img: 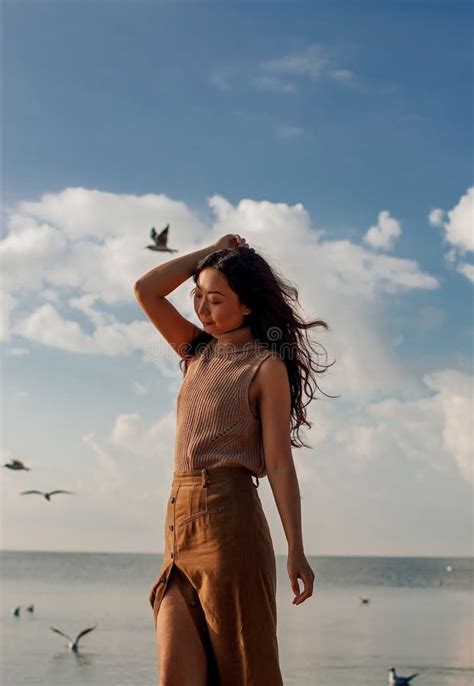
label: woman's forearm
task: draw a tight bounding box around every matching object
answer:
[266,460,305,554]
[134,243,217,297]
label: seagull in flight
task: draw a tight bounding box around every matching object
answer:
[388,667,419,685]
[19,490,75,501]
[50,624,97,652]
[146,224,178,253]
[4,459,31,471]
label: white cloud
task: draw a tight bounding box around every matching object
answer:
[302,368,473,485]
[253,44,356,92]
[250,75,297,93]
[430,187,474,283]
[442,187,474,254]
[1,188,439,401]
[109,411,175,460]
[12,301,153,356]
[82,432,125,495]
[423,370,474,484]
[363,210,402,251]
[0,291,17,342]
[457,261,474,283]
[259,44,329,80]
[428,208,445,227]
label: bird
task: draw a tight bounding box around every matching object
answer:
[26,604,34,613]
[388,667,419,685]
[11,606,21,617]
[4,458,31,471]
[359,596,370,604]
[50,624,97,653]
[145,224,178,252]
[19,490,75,501]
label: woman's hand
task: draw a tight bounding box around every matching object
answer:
[213,233,248,251]
[288,549,315,605]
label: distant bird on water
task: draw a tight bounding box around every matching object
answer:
[20,490,75,501]
[4,459,31,471]
[388,667,419,685]
[146,224,178,253]
[359,596,370,604]
[27,604,34,613]
[11,606,21,617]
[50,624,97,652]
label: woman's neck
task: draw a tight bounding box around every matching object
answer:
[210,324,256,354]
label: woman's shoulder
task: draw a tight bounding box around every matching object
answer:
[182,334,214,374]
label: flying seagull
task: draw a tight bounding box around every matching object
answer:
[4,459,31,471]
[20,490,75,501]
[146,224,178,253]
[50,624,97,652]
[388,667,419,685]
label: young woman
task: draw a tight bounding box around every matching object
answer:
[134,233,332,685]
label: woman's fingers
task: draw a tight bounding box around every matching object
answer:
[292,571,315,605]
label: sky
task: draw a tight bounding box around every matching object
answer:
[1,0,472,557]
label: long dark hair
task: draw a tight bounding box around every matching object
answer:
[180,246,338,449]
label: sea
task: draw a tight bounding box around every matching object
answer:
[1,551,472,686]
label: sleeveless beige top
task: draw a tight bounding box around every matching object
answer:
[174,325,275,477]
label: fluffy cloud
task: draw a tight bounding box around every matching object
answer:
[429,187,474,283]
[363,210,402,251]
[1,187,442,401]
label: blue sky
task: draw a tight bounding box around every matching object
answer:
[1,0,472,555]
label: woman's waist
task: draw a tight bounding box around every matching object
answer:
[172,465,258,487]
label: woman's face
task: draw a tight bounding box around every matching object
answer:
[193,268,250,335]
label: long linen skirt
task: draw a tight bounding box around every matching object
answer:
[148,465,283,685]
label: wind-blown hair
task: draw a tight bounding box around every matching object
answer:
[179,246,337,449]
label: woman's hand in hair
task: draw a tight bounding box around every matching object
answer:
[213,233,248,250]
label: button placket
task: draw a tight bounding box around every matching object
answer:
[169,489,177,561]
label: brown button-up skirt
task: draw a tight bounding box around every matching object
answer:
[148,466,283,685]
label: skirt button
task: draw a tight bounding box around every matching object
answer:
[170,496,175,504]
[169,524,174,531]
[170,551,174,558]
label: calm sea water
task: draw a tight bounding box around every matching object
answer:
[1,551,472,685]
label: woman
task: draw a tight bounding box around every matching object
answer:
[134,233,333,685]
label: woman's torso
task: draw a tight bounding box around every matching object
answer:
[173,330,275,477]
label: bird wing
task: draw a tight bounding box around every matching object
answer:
[48,490,75,496]
[12,459,25,465]
[150,227,157,241]
[155,224,170,246]
[407,675,419,682]
[50,626,72,641]
[20,490,44,495]
[76,624,98,642]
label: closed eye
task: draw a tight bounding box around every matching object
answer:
[194,293,222,304]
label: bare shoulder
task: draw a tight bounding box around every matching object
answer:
[253,353,289,396]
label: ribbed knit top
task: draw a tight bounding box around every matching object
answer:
[174,325,275,478]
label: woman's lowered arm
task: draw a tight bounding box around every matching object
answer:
[258,355,316,605]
